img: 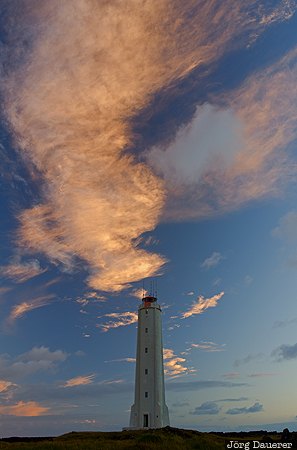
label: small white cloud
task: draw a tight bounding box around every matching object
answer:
[129,288,149,300]
[272,211,297,241]
[244,275,253,285]
[201,252,224,270]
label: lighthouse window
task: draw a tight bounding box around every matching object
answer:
[145,347,148,353]
[145,391,148,398]
[145,369,148,374]
[145,327,148,333]
[145,310,148,315]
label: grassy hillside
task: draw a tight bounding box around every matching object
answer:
[0,426,295,450]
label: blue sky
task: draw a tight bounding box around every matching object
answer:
[1,0,297,437]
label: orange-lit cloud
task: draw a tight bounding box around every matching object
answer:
[0,380,17,393]
[8,295,55,322]
[3,0,292,292]
[163,348,195,377]
[1,259,46,283]
[62,374,96,387]
[130,288,149,300]
[182,292,224,319]
[97,312,138,332]
[0,401,49,417]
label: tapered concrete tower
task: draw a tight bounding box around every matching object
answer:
[129,295,169,429]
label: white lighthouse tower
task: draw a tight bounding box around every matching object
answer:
[129,295,170,429]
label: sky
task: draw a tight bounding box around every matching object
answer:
[1,0,297,437]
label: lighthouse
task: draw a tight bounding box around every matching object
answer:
[129,295,170,429]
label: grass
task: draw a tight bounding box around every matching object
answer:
[0,427,295,450]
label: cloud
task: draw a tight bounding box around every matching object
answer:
[167,380,248,392]
[18,347,67,363]
[181,292,224,319]
[191,341,225,352]
[273,317,297,328]
[272,211,297,241]
[0,401,49,417]
[222,372,241,379]
[8,294,55,322]
[159,47,297,222]
[248,373,276,378]
[191,401,220,415]
[129,288,149,300]
[172,402,189,407]
[0,259,46,283]
[163,348,193,377]
[217,397,248,402]
[244,275,253,286]
[104,358,136,363]
[272,343,297,361]
[61,374,96,388]
[0,380,18,394]
[201,252,224,270]
[97,312,138,332]
[0,346,68,380]
[234,353,264,367]
[2,0,294,292]
[226,402,263,415]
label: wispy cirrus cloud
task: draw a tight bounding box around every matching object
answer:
[181,292,224,319]
[104,358,136,363]
[97,312,138,333]
[8,294,55,322]
[61,374,96,388]
[191,341,226,352]
[2,0,293,292]
[0,259,46,283]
